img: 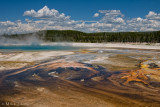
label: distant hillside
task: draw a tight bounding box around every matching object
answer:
[1,30,160,43]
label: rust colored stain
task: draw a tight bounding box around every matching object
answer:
[121,62,160,85]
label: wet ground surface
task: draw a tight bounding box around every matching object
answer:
[0,48,160,107]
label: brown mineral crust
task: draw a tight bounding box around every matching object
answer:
[0,49,160,107]
[44,61,100,77]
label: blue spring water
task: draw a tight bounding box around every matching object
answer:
[0,45,82,51]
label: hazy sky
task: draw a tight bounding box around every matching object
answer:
[0,0,160,34]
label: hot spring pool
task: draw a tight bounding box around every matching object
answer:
[0,45,83,51]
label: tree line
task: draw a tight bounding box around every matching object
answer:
[1,30,160,43]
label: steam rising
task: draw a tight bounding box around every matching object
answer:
[0,33,44,46]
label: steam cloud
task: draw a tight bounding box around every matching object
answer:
[0,33,44,46]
